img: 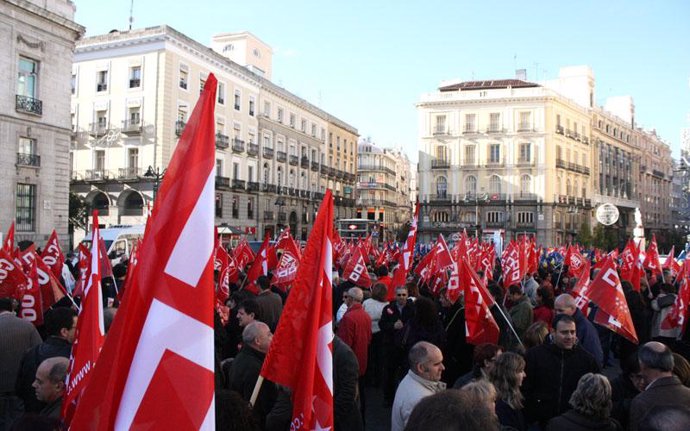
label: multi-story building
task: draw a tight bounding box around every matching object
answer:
[635,129,673,233]
[70,26,357,243]
[355,139,412,241]
[670,158,688,232]
[416,66,672,246]
[0,0,83,248]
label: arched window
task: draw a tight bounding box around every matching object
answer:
[263,163,270,184]
[436,176,447,198]
[465,175,477,195]
[277,166,283,186]
[489,175,501,195]
[520,174,532,196]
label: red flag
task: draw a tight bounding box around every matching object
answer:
[41,230,64,279]
[244,234,270,294]
[3,221,14,253]
[62,211,106,425]
[643,234,662,277]
[661,259,690,333]
[620,240,642,292]
[260,190,334,430]
[69,74,218,430]
[461,258,499,344]
[662,246,681,277]
[98,236,114,280]
[502,241,521,288]
[0,248,28,299]
[118,239,140,301]
[571,259,592,315]
[233,238,255,270]
[567,246,586,278]
[18,249,66,310]
[431,234,454,274]
[18,259,43,326]
[272,234,302,290]
[342,246,372,287]
[588,257,638,344]
[72,243,91,298]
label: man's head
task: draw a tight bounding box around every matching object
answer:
[0,297,15,313]
[33,357,69,403]
[44,306,78,343]
[551,314,577,350]
[638,341,674,386]
[409,341,444,382]
[638,405,690,431]
[554,294,577,316]
[376,265,388,277]
[508,284,523,302]
[394,286,409,306]
[472,343,502,374]
[257,275,271,291]
[404,389,500,431]
[345,287,363,308]
[242,321,272,353]
[237,299,259,327]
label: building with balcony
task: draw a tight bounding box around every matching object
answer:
[0,0,83,248]
[635,128,673,234]
[70,26,357,243]
[355,139,412,241]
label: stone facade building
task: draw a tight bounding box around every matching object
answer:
[0,0,83,248]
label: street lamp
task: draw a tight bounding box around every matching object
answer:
[144,165,164,201]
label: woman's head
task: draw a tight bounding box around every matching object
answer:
[488,352,526,410]
[673,353,690,387]
[472,343,502,375]
[536,287,554,308]
[460,380,497,412]
[523,321,549,349]
[371,282,388,302]
[413,296,439,328]
[569,373,612,420]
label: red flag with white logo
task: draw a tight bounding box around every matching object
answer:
[661,245,681,278]
[19,259,43,326]
[342,246,372,288]
[3,221,14,254]
[661,259,690,333]
[461,258,499,344]
[643,234,662,277]
[502,241,521,288]
[620,240,642,292]
[0,248,28,299]
[70,74,218,430]
[62,210,105,425]
[588,257,638,344]
[260,190,334,431]
[41,230,64,279]
[571,259,592,315]
[272,233,302,290]
[244,234,270,295]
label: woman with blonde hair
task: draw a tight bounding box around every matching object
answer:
[546,373,621,431]
[488,351,527,431]
[523,321,549,350]
[460,379,498,413]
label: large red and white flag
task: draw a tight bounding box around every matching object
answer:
[461,258,499,345]
[3,221,14,254]
[643,234,663,277]
[244,234,270,294]
[342,246,372,287]
[41,229,64,279]
[261,190,334,430]
[272,233,301,290]
[620,240,642,292]
[502,241,521,288]
[233,238,255,271]
[661,245,681,278]
[0,248,28,299]
[62,211,105,425]
[588,257,639,344]
[70,74,219,430]
[661,259,690,334]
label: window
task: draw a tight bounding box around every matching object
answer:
[436,176,447,198]
[94,150,105,171]
[232,196,239,218]
[249,96,255,116]
[97,70,108,92]
[179,68,188,89]
[517,212,534,224]
[489,175,502,194]
[556,146,562,160]
[489,144,501,163]
[301,118,307,132]
[520,174,532,196]
[247,198,254,219]
[519,112,531,131]
[277,108,284,123]
[215,194,223,218]
[217,82,225,104]
[71,74,76,95]
[465,175,477,194]
[263,163,270,184]
[96,110,108,128]
[489,113,500,132]
[487,211,503,224]
[18,137,36,156]
[464,145,476,164]
[289,113,296,128]
[464,114,476,132]
[128,107,140,126]
[216,159,223,177]
[248,166,254,182]
[263,101,270,117]
[200,77,206,95]
[129,66,141,88]
[16,183,36,231]
[311,124,317,137]
[233,162,239,180]
[435,115,446,134]
[519,142,531,162]
[18,57,38,98]
[234,90,241,110]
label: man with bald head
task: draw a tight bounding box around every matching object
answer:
[391,341,446,431]
[32,357,69,418]
[629,341,690,431]
[337,287,372,421]
[554,293,603,367]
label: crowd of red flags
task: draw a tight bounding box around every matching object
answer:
[0,70,689,428]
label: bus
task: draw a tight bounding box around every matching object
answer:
[336,218,380,241]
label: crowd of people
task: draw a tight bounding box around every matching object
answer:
[2,240,690,431]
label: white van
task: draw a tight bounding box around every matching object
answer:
[82,224,145,265]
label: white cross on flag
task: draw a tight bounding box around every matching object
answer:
[70,75,219,429]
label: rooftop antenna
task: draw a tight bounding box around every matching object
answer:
[129,0,134,30]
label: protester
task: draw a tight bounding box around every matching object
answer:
[379,285,415,405]
[636,405,690,431]
[16,306,77,413]
[397,296,445,354]
[236,299,260,328]
[31,357,69,419]
[488,351,527,431]
[333,335,364,431]
[453,343,502,389]
[460,379,497,412]
[508,284,533,339]
[437,286,472,385]
[610,352,645,429]
[620,280,649,363]
[650,283,680,343]
[228,322,277,428]
[0,298,42,429]
[391,341,446,431]
[672,353,690,387]
[254,275,282,332]
[336,287,372,421]
[629,341,690,431]
[533,286,555,328]
[523,273,539,306]
[523,321,549,350]
[523,314,600,427]
[546,373,621,431]
[403,389,500,431]
[215,389,261,431]
[363,282,388,386]
[487,283,520,349]
[554,294,604,367]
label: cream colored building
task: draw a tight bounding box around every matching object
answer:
[0,0,83,248]
[70,26,357,243]
[636,129,673,232]
[356,139,412,241]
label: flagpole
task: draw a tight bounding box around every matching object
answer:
[249,375,264,407]
[493,302,523,347]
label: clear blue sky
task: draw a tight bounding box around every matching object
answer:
[75,0,690,162]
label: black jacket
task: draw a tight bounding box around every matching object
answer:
[228,345,277,428]
[609,373,639,430]
[546,410,621,431]
[523,342,600,425]
[16,337,72,413]
[333,336,363,431]
[378,300,415,345]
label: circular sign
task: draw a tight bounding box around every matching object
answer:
[348,224,357,230]
[596,203,620,226]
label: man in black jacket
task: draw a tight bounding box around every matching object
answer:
[523,313,600,427]
[379,285,415,405]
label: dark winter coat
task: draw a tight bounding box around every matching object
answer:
[546,410,621,431]
[16,337,72,413]
[573,308,604,367]
[228,345,277,428]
